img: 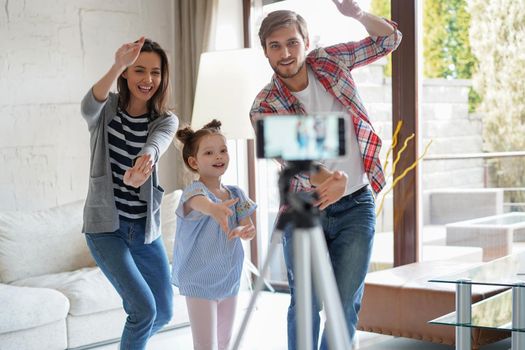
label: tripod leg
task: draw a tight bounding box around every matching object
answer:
[243,259,275,293]
[230,231,282,350]
[294,229,314,350]
[309,226,352,350]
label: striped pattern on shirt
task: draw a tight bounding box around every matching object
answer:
[108,108,149,220]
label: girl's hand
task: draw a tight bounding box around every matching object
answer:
[209,198,239,234]
[123,154,153,188]
[228,224,256,240]
[332,0,364,19]
[314,170,348,210]
[114,37,145,70]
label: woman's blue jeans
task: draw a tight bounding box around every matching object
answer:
[282,187,376,350]
[85,218,173,350]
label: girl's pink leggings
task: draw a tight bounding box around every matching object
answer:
[185,295,238,350]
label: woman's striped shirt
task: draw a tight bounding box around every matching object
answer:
[108,108,149,221]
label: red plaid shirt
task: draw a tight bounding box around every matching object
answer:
[250,21,402,196]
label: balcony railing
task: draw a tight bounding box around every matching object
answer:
[424,151,525,209]
[424,151,525,161]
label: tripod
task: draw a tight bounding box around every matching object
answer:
[231,161,352,350]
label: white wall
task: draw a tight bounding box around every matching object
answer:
[0,0,174,210]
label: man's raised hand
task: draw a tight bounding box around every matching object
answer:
[332,0,364,19]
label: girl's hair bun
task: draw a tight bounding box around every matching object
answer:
[176,126,195,144]
[203,119,222,130]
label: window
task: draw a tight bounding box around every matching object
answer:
[418,0,525,264]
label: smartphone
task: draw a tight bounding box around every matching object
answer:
[255,114,346,161]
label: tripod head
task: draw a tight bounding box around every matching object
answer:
[275,160,322,230]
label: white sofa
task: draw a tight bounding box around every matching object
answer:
[0,190,188,350]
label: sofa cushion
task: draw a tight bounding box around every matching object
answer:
[161,189,182,262]
[66,295,189,349]
[12,267,122,316]
[0,200,95,283]
[0,283,69,333]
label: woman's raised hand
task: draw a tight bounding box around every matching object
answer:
[91,37,146,102]
[114,37,145,70]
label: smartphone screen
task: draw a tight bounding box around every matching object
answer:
[255,114,346,160]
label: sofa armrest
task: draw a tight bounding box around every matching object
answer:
[0,283,69,334]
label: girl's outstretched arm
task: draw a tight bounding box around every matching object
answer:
[92,37,145,102]
[185,196,239,234]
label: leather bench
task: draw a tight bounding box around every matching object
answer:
[357,260,510,349]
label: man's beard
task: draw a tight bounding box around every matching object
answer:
[272,60,305,80]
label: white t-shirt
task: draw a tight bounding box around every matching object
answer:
[292,67,368,196]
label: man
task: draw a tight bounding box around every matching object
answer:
[250,1,402,349]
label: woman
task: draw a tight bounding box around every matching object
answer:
[80,37,178,350]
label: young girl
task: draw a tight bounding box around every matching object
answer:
[172,120,257,350]
[80,37,178,350]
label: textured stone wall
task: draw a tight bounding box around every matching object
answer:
[353,62,483,232]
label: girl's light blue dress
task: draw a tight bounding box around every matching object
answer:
[171,181,256,300]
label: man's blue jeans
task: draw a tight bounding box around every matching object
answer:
[282,187,376,350]
[85,218,173,350]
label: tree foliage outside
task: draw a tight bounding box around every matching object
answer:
[469,0,525,206]
[370,0,390,21]
[424,0,476,79]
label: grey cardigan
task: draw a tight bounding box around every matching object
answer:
[80,89,178,244]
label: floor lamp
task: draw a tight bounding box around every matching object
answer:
[191,48,273,276]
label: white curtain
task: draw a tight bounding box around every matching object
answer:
[172,0,218,188]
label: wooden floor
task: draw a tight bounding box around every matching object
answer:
[92,291,512,350]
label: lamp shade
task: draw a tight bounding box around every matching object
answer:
[191,48,274,140]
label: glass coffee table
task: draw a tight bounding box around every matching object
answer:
[429,252,525,350]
